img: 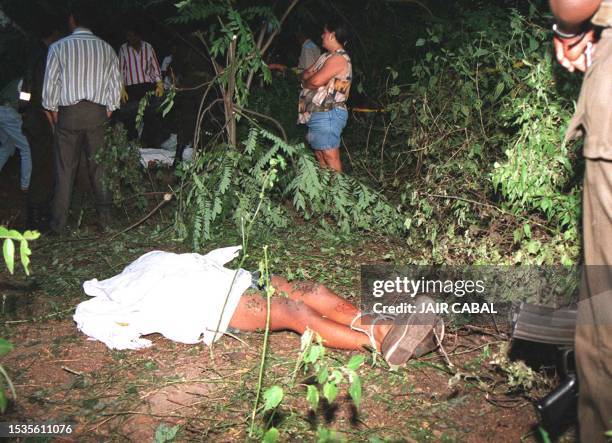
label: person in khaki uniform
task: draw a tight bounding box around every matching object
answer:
[550,1,612,441]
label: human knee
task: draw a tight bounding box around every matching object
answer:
[280,297,316,318]
[322,149,339,161]
[290,280,325,297]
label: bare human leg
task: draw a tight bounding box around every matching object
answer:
[321,148,342,172]
[228,291,375,350]
[269,276,391,344]
[314,150,326,168]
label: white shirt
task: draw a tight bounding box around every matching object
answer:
[42,28,122,112]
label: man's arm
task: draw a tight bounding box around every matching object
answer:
[147,42,162,83]
[118,44,127,80]
[302,55,346,90]
[550,0,602,71]
[105,49,123,115]
[146,43,164,97]
[550,0,601,33]
[42,46,60,124]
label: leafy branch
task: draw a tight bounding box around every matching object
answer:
[1,227,39,275]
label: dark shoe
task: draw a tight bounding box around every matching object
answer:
[381,295,440,367]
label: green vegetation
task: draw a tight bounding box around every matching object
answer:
[0,227,38,412]
[0,0,585,440]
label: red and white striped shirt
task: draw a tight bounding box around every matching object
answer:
[118,41,162,86]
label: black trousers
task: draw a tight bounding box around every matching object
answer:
[120,83,165,147]
[51,101,111,231]
[175,94,200,163]
[22,107,54,215]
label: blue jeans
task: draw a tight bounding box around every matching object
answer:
[0,105,32,189]
[306,108,348,150]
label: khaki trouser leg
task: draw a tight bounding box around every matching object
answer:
[577,160,612,443]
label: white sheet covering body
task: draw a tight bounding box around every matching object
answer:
[74,246,252,350]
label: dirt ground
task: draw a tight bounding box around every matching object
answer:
[0,158,574,442]
[0,319,541,442]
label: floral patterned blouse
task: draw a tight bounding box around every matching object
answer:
[298,49,352,124]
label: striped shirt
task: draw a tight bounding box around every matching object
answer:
[42,28,122,112]
[118,41,162,86]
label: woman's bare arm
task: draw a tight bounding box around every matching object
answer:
[302,55,347,90]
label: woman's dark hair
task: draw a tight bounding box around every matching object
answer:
[325,18,350,48]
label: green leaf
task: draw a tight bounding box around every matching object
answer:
[154,423,180,443]
[0,339,13,356]
[262,427,279,443]
[523,223,532,239]
[305,344,322,363]
[22,230,40,241]
[493,82,505,100]
[322,382,338,404]
[306,385,319,410]
[330,370,343,384]
[348,376,362,408]
[3,239,15,274]
[346,355,365,371]
[144,361,158,370]
[19,240,31,275]
[263,385,283,412]
[415,38,426,47]
[317,365,329,385]
[317,426,344,443]
[3,229,22,240]
[537,426,551,443]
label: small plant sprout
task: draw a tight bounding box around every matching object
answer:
[297,331,365,412]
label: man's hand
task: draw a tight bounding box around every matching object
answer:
[553,29,596,72]
[155,81,164,97]
[121,87,129,103]
[46,110,58,124]
[107,110,113,119]
[44,110,56,131]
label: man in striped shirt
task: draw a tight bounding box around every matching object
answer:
[119,28,163,96]
[42,3,122,234]
[118,27,164,146]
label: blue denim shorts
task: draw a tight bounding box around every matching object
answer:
[306,108,348,150]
